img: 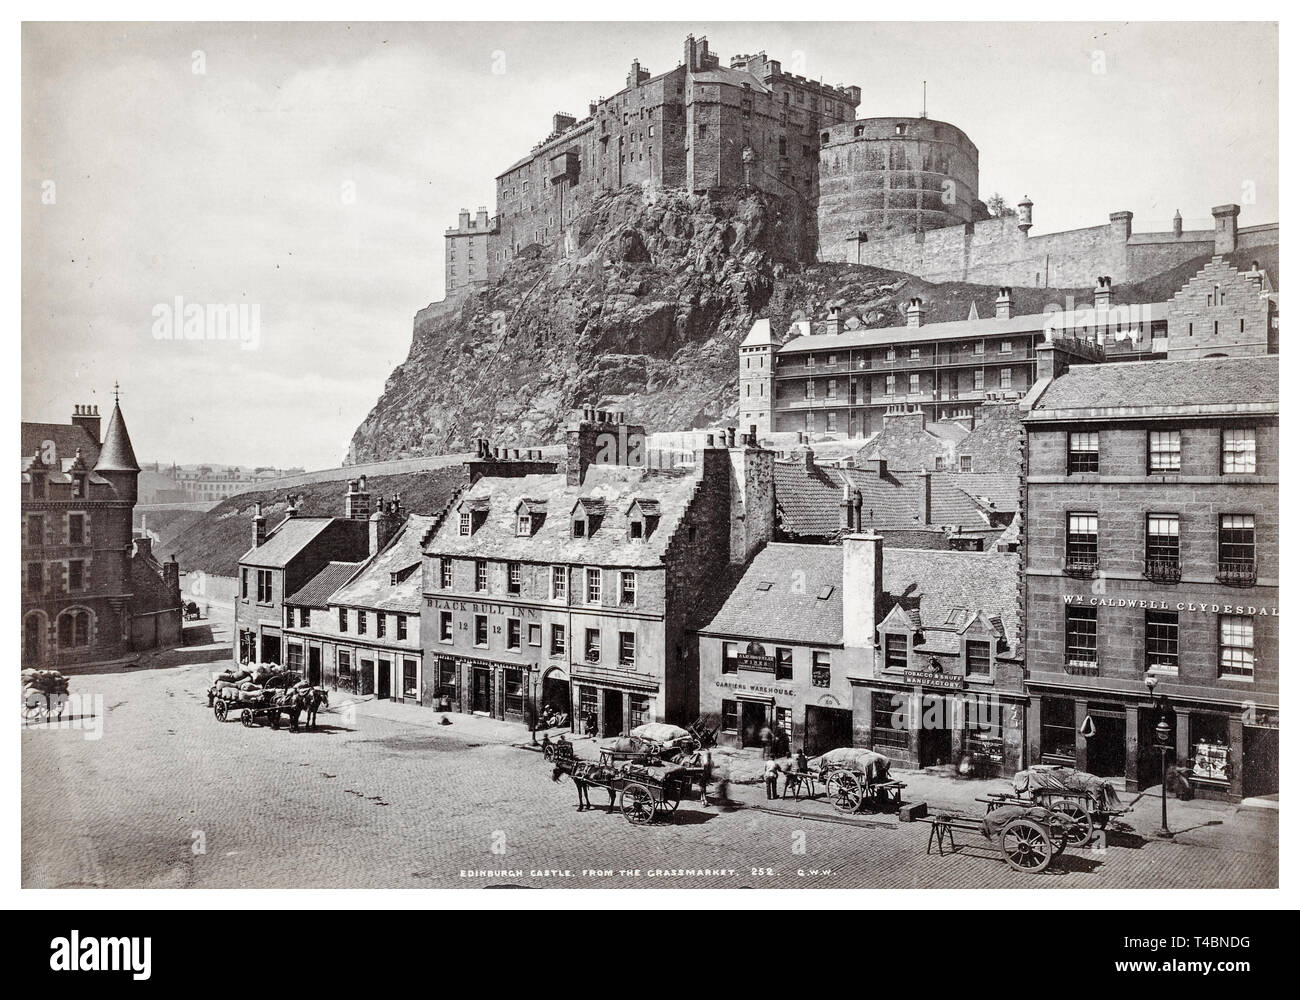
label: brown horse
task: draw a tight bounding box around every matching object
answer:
[551,758,619,812]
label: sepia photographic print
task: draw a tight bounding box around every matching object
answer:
[16,11,1287,919]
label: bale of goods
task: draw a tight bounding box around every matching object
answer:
[21,669,68,696]
[236,686,265,703]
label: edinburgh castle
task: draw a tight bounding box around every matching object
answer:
[445,33,1278,296]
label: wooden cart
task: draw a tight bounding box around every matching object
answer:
[922,805,1070,874]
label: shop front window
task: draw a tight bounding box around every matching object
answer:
[872,692,907,751]
[504,668,525,715]
[721,699,738,733]
[1041,699,1077,762]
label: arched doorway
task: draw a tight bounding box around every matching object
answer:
[541,667,570,721]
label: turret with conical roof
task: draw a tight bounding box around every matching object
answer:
[93,385,140,504]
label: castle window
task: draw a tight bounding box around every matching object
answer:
[67,560,84,592]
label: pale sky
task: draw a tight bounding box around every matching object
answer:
[21,21,1278,469]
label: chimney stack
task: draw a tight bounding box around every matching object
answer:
[1094,276,1113,312]
[825,303,844,336]
[995,287,1013,321]
[252,501,267,548]
[345,476,371,520]
[918,472,931,525]
[842,530,885,652]
[906,297,926,328]
[370,495,404,555]
[71,403,102,445]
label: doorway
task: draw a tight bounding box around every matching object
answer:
[918,722,953,768]
[741,701,769,749]
[308,646,322,687]
[24,615,42,665]
[1086,712,1127,778]
[1242,726,1279,798]
[603,689,624,737]
[803,706,853,757]
[471,667,491,714]
[377,659,392,700]
[359,659,374,696]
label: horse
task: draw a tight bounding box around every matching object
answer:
[301,687,328,730]
[551,757,618,813]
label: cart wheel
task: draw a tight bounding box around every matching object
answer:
[240,709,253,727]
[542,745,554,761]
[619,783,656,824]
[829,770,864,813]
[214,699,228,723]
[1001,819,1053,873]
[1051,802,1093,846]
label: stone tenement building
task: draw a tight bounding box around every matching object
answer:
[22,396,182,668]
[420,407,775,735]
[1020,355,1278,802]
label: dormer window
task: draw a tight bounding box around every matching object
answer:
[458,498,490,536]
[515,500,546,537]
[625,499,660,541]
[571,498,606,538]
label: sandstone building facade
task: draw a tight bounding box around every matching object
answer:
[1021,355,1278,801]
[22,397,182,668]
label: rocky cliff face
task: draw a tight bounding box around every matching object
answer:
[348,186,809,462]
[346,184,1115,463]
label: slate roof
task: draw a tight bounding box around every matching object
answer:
[701,544,844,646]
[94,403,140,473]
[701,543,1022,658]
[780,302,1168,352]
[741,318,773,348]
[238,517,336,568]
[1029,355,1278,415]
[882,549,1021,658]
[286,561,366,608]
[21,422,101,467]
[774,461,1006,539]
[425,465,701,567]
[331,515,438,614]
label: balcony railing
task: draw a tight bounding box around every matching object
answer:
[1145,558,1182,583]
[1217,561,1258,587]
[1064,658,1099,676]
[1063,556,1099,578]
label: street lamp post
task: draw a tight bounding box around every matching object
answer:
[1154,714,1173,839]
[1146,673,1174,839]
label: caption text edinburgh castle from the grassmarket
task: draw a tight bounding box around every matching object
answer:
[21,22,1279,889]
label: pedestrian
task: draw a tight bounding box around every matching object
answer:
[760,724,773,759]
[699,747,714,806]
[764,757,780,799]
[796,747,808,775]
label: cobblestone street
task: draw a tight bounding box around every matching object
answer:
[22,621,1278,890]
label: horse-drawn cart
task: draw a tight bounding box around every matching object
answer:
[812,748,907,815]
[598,723,699,766]
[922,804,1071,874]
[551,755,701,824]
[981,765,1127,846]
